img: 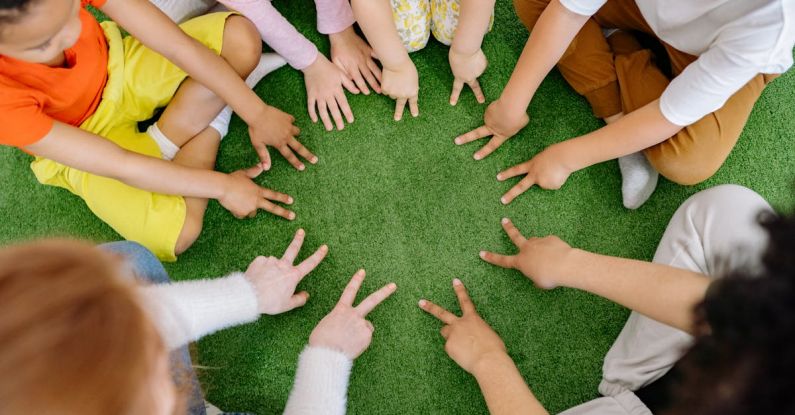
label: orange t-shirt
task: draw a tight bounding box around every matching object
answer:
[0,0,109,147]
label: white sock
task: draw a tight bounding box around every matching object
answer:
[619,152,659,209]
[208,53,287,138]
[146,123,180,160]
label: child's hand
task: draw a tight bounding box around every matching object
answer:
[419,279,508,375]
[244,229,329,315]
[454,99,529,160]
[381,59,419,121]
[448,48,487,105]
[479,218,574,290]
[249,105,317,171]
[309,270,397,359]
[330,26,382,95]
[496,144,573,204]
[303,54,360,131]
[220,165,296,220]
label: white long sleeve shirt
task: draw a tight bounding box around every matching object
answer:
[560,0,795,126]
[140,274,351,415]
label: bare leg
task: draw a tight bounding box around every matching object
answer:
[156,16,262,254]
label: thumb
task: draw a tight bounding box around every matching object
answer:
[257,145,272,171]
[243,164,264,179]
[287,291,310,310]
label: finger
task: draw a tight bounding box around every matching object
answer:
[452,278,476,315]
[256,144,272,171]
[292,125,301,136]
[394,98,407,121]
[365,320,375,332]
[473,134,508,161]
[351,68,370,95]
[418,299,457,324]
[501,217,527,246]
[281,228,305,263]
[243,164,264,179]
[327,97,346,130]
[336,92,355,124]
[408,96,419,118]
[440,325,451,339]
[286,291,310,310]
[468,79,486,104]
[295,244,329,279]
[478,250,516,269]
[355,282,397,316]
[367,59,383,85]
[341,73,360,94]
[246,211,256,219]
[261,188,293,205]
[278,145,305,171]
[450,78,464,106]
[501,176,535,205]
[497,162,530,181]
[258,198,296,220]
[308,97,318,123]
[317,100,334,131]
[454,126,491,145]
[338,269,366,306]
[289,138,319,165]
[361,64,380,94]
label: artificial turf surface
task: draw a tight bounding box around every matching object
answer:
[2,1,795,413]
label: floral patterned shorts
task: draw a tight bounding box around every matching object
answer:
[390,0,494,52]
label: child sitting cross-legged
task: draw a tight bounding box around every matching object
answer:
[0,0,317,261]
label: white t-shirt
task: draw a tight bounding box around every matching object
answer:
[559,0,795,126]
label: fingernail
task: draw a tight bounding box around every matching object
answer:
[501,217,509,224]
[474,153,482,160]
[501,197,508,205]
[453,278,462,286]
[311,157,318,164]
[389,283,397,290]
[418,299,426,307]
[479,251,486,258]
[321,244,328,251]
[297,228,304,234]
[496,174,503,181]
[454,138,461,145]
[298,165,305,171]
[288,197,294,204]
[289,213,296,220]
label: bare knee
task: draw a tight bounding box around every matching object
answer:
[174,213,204,256]
[221,15,262,77]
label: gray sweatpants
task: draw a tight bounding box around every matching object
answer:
[561,184,773,415]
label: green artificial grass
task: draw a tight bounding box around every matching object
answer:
[2,1,795,414]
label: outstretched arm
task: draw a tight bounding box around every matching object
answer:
[481,219,710,333]
[420,279,548,415]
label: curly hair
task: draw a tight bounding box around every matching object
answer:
[668,211,795,414]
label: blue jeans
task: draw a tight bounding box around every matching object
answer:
[100,241,207,415]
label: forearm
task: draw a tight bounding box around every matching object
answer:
[557,100,682,171]
[284,346,353,415]
[351,0,409,69]
[218,0,319,70]
[450,0,495,55]
[26,123,230,200]
[102,0,269,125]
[473,352,548,415]
[140,273,260,349]
[499,0,588,113]
[561,249,710,333]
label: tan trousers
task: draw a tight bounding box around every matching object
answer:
[513,0,777,185]
[560,184,773,415]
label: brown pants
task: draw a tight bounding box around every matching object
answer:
[514,0,776,185]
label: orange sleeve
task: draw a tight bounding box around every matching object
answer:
[82,0,108,9]
[0,91,55,148]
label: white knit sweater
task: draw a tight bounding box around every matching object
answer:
[140,273,351,415]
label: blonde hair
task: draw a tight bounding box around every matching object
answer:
[0,240,168,414]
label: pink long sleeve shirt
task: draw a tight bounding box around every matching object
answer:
[217,0,355,69]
